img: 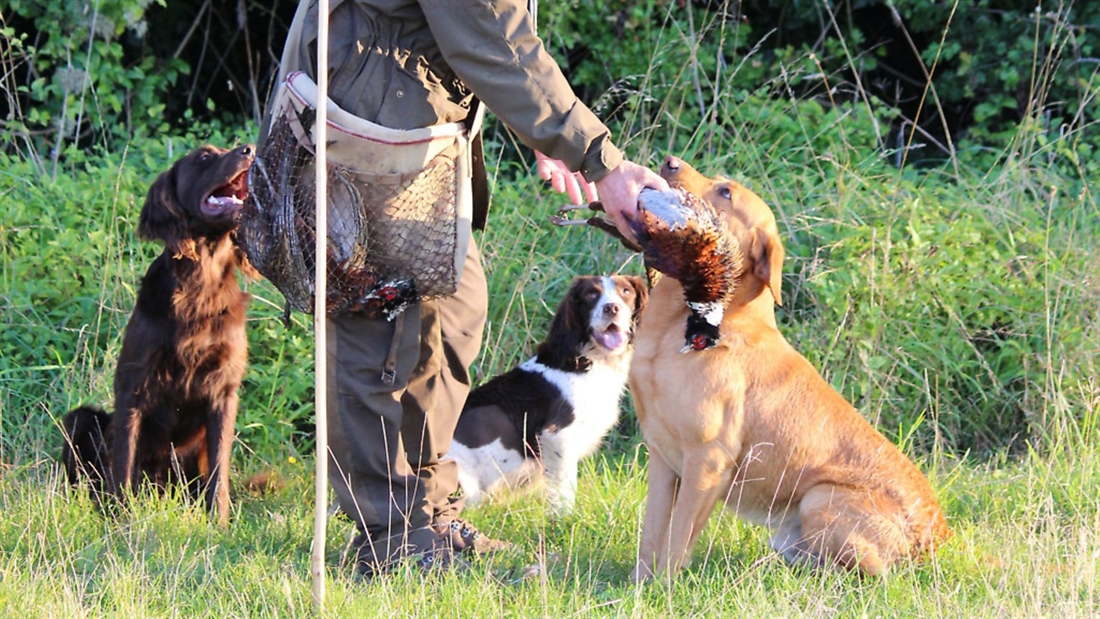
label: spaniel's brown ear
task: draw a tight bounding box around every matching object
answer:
[138,167,196,260]
[750,225,784,306]
[544,283,585,353]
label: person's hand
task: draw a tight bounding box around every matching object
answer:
[594,160,670,241]
[536,151,599,206]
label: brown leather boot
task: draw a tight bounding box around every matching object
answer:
[433,518,513,558]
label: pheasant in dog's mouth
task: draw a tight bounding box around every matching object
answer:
[630,188,743,352]
[549,186,741,352]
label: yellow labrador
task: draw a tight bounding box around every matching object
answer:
[629,156,950,580]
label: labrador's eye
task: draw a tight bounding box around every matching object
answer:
[718,185,731,200]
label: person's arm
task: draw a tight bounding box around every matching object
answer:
[535,152,667,235]
[419,1,668,230]
[418,0,622,182]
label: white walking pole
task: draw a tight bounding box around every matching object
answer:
[312,0,330,611]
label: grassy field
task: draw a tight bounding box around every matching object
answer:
[2,6,1099,616]
[0,442,1097,617]
[2,126,1097,616]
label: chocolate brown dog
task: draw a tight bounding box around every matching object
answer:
[629,156,950,580]
[62,145,254,525]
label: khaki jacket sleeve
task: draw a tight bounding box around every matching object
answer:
[418,0,623,182]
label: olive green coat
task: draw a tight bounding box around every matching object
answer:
[279,0,624,183]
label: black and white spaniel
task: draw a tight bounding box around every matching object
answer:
[447,275,648,515]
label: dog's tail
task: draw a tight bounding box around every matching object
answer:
[61,406,111,497]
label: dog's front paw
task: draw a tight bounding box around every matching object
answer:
[546,496,576,518]
[630,561,656,584]
[544,477,577,517]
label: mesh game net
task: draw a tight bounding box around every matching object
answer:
[239,109,461,319]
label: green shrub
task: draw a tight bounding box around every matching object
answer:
[783,168,1097,455]
[2,0,187,158]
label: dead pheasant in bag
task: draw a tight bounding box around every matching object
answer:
[553,187,743,351]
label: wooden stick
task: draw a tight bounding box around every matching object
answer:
[311,0,330,611]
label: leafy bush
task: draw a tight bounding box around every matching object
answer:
[1,0,188,157]
[890,0,1098,141]
[782,168,1098,455]
[2,148,138,460]
[541,0,1098,168]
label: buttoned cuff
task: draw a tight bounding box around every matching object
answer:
[579,136,624,183]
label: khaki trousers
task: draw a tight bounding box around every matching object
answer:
[325,240,486,562]
[275,0,489,564]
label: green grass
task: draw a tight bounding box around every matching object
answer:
[1,130,1097,614]
[3,4,1100,615]
[0,449,1097,617]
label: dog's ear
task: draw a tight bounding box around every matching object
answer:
[138,167,198,261]
[535,282,590,371]
[544,286,585,355]
[750,226,784,306]
[627,275,649,318]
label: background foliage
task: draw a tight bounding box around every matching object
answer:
[4,1,1097,158]
[2,0,1098,459]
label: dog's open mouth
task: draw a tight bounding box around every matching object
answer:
[202,169,250,217]
[591,324,626,350]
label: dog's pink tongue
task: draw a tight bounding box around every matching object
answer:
[594,328,625,350]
